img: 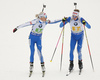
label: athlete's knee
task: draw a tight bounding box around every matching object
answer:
[37,45,42,51]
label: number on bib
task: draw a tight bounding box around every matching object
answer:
[35,28,43,33]
[72,26,81,32]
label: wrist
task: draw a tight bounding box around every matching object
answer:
[16,26,19,29]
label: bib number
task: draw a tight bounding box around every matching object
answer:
[72,26,81,32]
[35,28,43,33]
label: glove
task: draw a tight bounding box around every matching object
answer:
[82,20,86,25]
[62,17,67,22]
[13,28,17,33]
[47,20,51,23]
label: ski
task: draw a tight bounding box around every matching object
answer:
[66,69,82,76]
[66,70,73,76]
[29,71,33,77]
[79,69,82,75]
[66,71,71,76]
[29,71,45,77]
[42,71,45,77]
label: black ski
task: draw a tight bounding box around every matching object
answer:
[66,69,82,76]
[79,69,82,75]
[66,70,73,76]
[29,71,33,77]
[42,71,45,77]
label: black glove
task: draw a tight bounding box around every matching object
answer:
[82,20,86,25]
[62,17,67,22]
[13,28,17,33]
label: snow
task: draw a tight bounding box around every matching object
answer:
[0,0,100,80]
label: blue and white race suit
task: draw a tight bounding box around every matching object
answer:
[60,17,91,61]
[17,18,61,63]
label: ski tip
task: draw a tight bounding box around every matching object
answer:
[50,60,52,62]
[42,71,45,77]
[29,74,31,77]
[66,74,68,76]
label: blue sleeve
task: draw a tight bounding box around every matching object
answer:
[59,17,71,28]
[80,17,91,29]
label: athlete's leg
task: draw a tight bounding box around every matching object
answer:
[36,37,44,63]
[70,34,76,61]
[29,35,35,63]
[77,34,84,60]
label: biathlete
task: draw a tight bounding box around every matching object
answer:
[13,12,61,74]
[60,9,91,71]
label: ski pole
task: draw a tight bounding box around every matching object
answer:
[60,22,65,71]
[50,27,64,62]
[83,25,94,71]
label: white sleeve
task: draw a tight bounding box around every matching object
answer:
[17,19,37,29]
[47,19,62,24]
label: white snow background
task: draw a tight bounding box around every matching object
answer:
[0,0,100,80]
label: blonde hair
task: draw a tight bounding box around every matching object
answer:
[35,12,44,18]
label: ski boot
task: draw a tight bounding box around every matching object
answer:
[69,60,74,72]
[78,60,83,69]
[29,62,33,77]
[41,62,45,77]
[66,61,74,76]
[78,60,83,75]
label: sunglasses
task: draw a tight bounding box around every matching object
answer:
[40,16,47,18]
[73,15,78,18]
[45,16,47,18]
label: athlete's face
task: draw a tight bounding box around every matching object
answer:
[73,15,78,20]
[40,16,47,22]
